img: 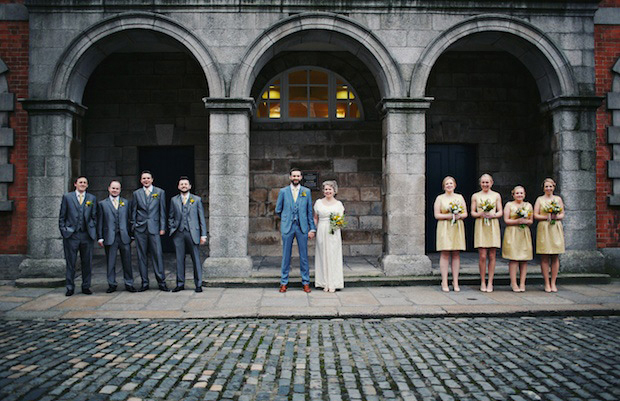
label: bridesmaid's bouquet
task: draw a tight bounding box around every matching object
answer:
[329,213,347,235]
[515,206,531,228]
[448,201,464,225]
[479,199,495,226]
[543,200,562,225]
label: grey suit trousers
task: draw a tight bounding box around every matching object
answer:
[134,231,166,287]
[104,234,133,287]
[172,230,202,287]
[63,230,93,291]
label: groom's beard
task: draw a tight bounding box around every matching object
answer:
[290,179,300,186]
[180,189,189,194]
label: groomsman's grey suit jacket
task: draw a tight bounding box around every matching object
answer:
[97,197,132,245]
[59,192,97,240]
[168,194,207,245]
[131,186,166,234]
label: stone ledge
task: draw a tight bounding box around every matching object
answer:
[15,278,65,288]
[381,254,432,276]
[203,256,253,278]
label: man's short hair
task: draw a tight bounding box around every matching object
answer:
[141,170,153,178]
[109,179,121,187]
[178,176,191,185]
[289,167,302,175]
[74,175,88,184]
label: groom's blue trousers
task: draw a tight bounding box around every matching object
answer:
[280,220,310,285]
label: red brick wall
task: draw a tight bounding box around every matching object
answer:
[595,8,620,248]
[0,0,28,254]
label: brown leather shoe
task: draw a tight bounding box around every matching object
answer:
[302,284,311,293]
[279,284,287,293]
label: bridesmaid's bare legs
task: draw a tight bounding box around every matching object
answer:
[440,251,450,292]
[550,254,559,292]
[540,255,551,292]
[509,261,520,292]
[478,248,487,292]
[519,262,527,292]
[451,251,460,292]
[487,248,496,292]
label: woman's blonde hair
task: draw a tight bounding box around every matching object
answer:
[442,176,456,190]
[511,185,525,197]
[479,173,493,184]
[542,177,556,190]
[322,180,338,194]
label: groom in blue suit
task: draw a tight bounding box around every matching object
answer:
[276,168,316,293]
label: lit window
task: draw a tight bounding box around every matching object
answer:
[256,68,363,121]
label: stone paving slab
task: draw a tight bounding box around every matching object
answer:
[0,282,618,319]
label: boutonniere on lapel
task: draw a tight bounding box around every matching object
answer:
[152,193,159,199]
[301,191,307,197]
[119,201,125,207]
[85,200,93,207]
[189,198,195,204]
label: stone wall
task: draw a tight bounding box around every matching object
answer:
[82,52,209,200]
[426,51,548,202]
[249,121,383,257]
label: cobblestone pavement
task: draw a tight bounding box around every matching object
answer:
[0,317,618,401]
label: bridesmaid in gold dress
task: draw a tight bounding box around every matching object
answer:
[470,174,502,292]
[502,186,533,292]
[533,178,565,292]
[434,176,468,292]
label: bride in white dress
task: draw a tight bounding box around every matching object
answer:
[313,180,345,292]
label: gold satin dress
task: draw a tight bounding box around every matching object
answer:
[473,193,501,249]
[536,197,565,254]
[502,202,533,261]
[436,194,466,251]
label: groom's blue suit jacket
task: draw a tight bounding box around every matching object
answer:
[275,185,316,234]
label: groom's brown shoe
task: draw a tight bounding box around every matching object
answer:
[279,285,287,293]
[302,284,311,293]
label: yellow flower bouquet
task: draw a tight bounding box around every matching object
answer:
[543,200,562,225]
[329,213,347,235]
[448,201,464,226]
[479,198,495,226]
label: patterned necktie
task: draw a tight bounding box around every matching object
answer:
[293,187,298,202]
[78,193,84,205]
[145,188,151,198]
[113,198,118,210]
[182,196,187,205]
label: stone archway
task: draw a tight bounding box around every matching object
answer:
[414,14,602,271]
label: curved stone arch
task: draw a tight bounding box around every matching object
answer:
[410,14,577,101]
[230,12,404,99]
[49,12,224,102]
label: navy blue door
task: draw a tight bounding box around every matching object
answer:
[425,144,477,253]
[139,146,195,253]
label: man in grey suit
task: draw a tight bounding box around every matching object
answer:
[58,176,97,296]
[131,170,170,292]
[168,177,208,292]
[97,180,136,293]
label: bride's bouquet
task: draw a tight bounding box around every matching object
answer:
[329,213,347,235]
[479,199,495,226]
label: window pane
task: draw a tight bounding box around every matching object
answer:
[289,86,307,101]
[336,85,349,100]
[269,102,281,118]
[350,103,360,118]
[261,91,268,100]
[289,102,307,118]
[336,102,347,119]
[269,86,281,99]
[348,91,355,100]
[289,70,307,84]
[309,86,328,101]
[310,102,328,118]
[309,70,328,84]
[257,102,268,117]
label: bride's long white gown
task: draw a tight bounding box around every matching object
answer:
[314,198,344,290]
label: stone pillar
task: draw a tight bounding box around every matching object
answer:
[18,100,86,277]
[380,98,433,276]
[202,98,254,277]
[543,96,604,272]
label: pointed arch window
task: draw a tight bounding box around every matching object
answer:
[256,67,363,121]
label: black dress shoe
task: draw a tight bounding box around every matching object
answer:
[126,286,137,293]
[172,286,184,292]
[195,287,203,293]
[106,286,117,294]
[65,289,74,297]
[82,288,93,295]
[159,285,171,292]
[138,286,149,292]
